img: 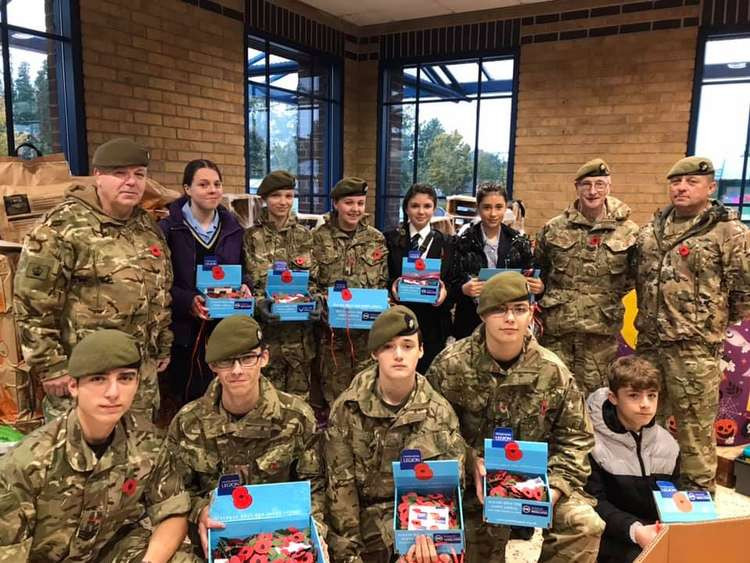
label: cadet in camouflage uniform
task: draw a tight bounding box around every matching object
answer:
[13,138,173,422]
[535,159,638,395]
[165,315,326,557]
[633,156,750,492]
[311,177,388,405]
[244,171,320,399]
[325,306,466,563]
[427,272,604,563]
[0,330,197,563]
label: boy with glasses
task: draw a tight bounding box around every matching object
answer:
[165,315,326,558]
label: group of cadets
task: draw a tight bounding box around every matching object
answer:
[0,136,748,563]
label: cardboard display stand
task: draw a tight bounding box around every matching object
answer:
[398,254,441,305]
[196,263,254,318]
[327,284,388,330]
[266,262,315,322]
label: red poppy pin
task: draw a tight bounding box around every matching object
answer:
[415,258,426,271]
[149,244,161,257]
[121,478,138,496]
[372,247,384,261]
[414,462,434,481]
[342,288,353,301]
[678,244,690,257]
[232,486,252,509]
[281,270,293,283]
[294,255,307,267]
[228,556,241,563]
[504,441,523,462]
[212,265,225,280]
[588,236,601,248]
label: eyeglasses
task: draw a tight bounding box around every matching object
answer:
[488,304,532,318]
[213,353,263,370]
[577,180,609,191]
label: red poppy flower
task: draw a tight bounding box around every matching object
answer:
[678,244,690,257]
[121,478,138,496]
[295,554,313,563]
[253,539,271,554]
[504,441,523,462]
[415,258,426,271]
[287,527,300,534]
[372,247,383,261]
[341,288,352,301]
[294,255,307,266]
[248,554,268,563]
[414,462,433,480]
[239,546,253,559]
[212,265,225,280]
[229,556,242,563]
[281,270,293,283]
[149,244,162,257]
[290,531,306,543]
[589,236,601,247]
[532,487,544,501]
[232,486,252,509]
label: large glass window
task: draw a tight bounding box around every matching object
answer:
[379,56,515,228]
[692,35,750,222]
[0,0,83,167]
[247,36,341,214]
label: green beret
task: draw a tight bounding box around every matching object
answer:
[477,271,530,316]
[68,330,141,379]
[258,170,296,197]
[666,156,715,180]
[92,138,150,168]
[331,177,368,200]
[575,158,610,182]
[205,315,263,364]
[368,305,419,352]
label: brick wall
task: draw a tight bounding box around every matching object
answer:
[79,0,246,192]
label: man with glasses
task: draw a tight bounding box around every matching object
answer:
[534,158,638,394]
[14,138,173,422]
[427,272,603,562]
[0,330,197,562]
[165,315,326,558]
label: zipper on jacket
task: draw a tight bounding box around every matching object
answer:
[632,431,647,477]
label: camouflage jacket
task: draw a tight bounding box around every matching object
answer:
[310,213,388,297]
[534,196,638,335]
[324,367,465,562]
[0,410,189,562]
[633,201,750,344]
[426,329,593,499]
[165,376,325,531]
[243,208,313,298]
[13,183,173,382]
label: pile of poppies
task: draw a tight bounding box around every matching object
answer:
[211,527,317,563]
[487,471,547,501]
[397,491,458,530]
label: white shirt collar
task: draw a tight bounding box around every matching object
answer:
[408,222,431,241]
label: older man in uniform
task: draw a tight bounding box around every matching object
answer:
[0,330,197,563]
[165,315,326,558]
[325,305,465,563]
[535,158,639,395]
[311,177,388,406]
[14,138,173,421]
[633,156,750,492]
[427,272,604,563]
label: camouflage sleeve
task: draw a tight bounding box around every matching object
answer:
[242,229,264,297]
[723,224,750,323]
[374,237,388,289]
[309,228,326,300]
[145,444,191,526]
[324,403,364,563]
[547,379,594,498]
[0,451,37,559]
[13,222,74,381]
[153,227,174,359]
[533,226,549,279]
[165,415,207,524]
[294,404,328,540]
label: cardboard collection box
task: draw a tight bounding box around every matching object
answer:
[398,254,441,305]
[207,478,325,563]
[483,430,552,529]
[651,482,717,523]
[266,262,315,322]
[196,264,254,319]
[327,284,388,330]
[391,452,465,556]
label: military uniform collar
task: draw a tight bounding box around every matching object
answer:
[565,197,625,230]
[653,199,732,244]
[200,376,282,438]
[473,327,541,388]
[323,212,371,237]
[66,183,145,226]
[257,207,298,232]
[64,409,129,473]
[348,366,430,425]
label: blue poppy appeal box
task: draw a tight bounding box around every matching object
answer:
[398,253,441,305]
[478,267,540,281]
[207,476,325,563]
[327,283,388,330]
[196,263,255,318]
[391,450,465,556]
[266,261,315,322]
[651,481,717,523]
[483,429,552,528]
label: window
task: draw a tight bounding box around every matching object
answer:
[379,55,516,229]
[246,35,342,214]
[691,34,750,222]
[0,0,84,170]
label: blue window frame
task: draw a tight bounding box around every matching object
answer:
[378,54,518,229]
[246,34,342,214]
[0,0,86,172]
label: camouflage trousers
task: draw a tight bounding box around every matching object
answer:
[43,357,160,423]
[262,323,316,400]
[317,327,372,405]
[464,491,604,563]
[97,525,200,563]
[637,336,721,492]
[539,332,619,396]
